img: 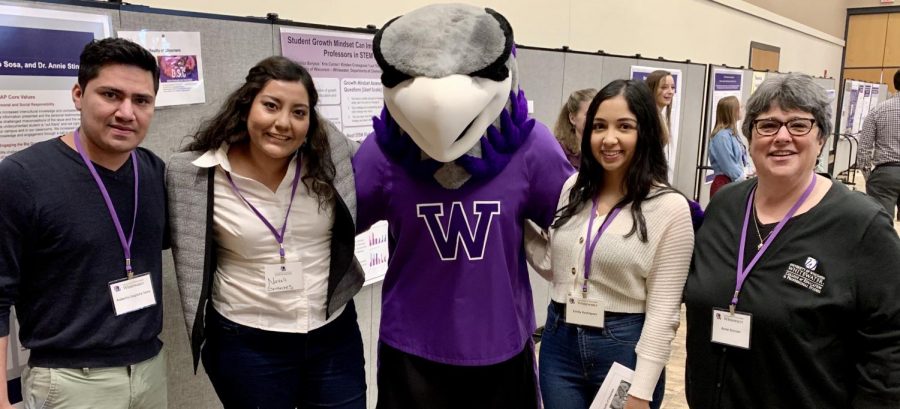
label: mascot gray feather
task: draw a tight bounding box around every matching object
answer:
[372,3,529,189]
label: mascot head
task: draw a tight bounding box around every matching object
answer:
[374,4,520,164]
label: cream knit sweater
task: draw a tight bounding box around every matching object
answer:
[539,174,694,401]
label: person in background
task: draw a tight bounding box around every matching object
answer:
[537,79,694,409]
[643,70,706,229]
[167,56,366,409]
[645,70,677,184]
[644,70,675,146]
[857,69,900,219]
[0,38,167,409]
[553,88,599,169]
[708,96,750,197]
[684,73,900,409]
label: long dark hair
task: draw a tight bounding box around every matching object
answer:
[553,79,672,242]
[186,56,335,204]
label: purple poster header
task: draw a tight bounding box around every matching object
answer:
[280,31,380,80]
[631,70,678,87]
[632,71,650,81]
[0,26,93,77]
[714,72,741,91]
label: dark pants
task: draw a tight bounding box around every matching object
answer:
[866,165,900,219]
[709,175,732,198]
[201,302,366,409]
[376,342,539,409]
[539,302,665,409]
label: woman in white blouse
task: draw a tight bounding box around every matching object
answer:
[536,79,694,409]
[167,56,365,408]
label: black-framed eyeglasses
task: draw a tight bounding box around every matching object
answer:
[751,118,817,136]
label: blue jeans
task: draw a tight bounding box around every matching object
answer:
[201,301,366,409]
[539,303,665,409]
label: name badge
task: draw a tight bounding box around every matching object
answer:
[710,308,752,349]
[264,262,304,293]
[566,294,605,328]
[108,273,157,316]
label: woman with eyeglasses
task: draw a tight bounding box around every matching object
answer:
[683,73,900,409]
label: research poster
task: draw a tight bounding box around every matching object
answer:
[820,88,837,174]
[354,221,389,285]
[710,68,744,128]
[846,81,859,134]
[839,81,852,134]
[862,84,875,119]
[630,65,682,182]
[706,68,745,183]
[280,26,388,283]
[871,85,880,110]
[861,84,872,119]
[279,26,381,142]
[0,4,110,163]
[117,31,205,107]
[750,71,766,95]
[851,83,868,134]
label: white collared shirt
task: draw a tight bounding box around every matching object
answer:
[193,144,343,333]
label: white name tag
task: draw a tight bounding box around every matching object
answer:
[566,295,605,328]
[108,273,157,316]
[264,262,304,293]
[710,308,752,349]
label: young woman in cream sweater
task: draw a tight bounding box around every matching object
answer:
[537,79,694,409]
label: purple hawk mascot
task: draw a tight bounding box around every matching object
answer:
[353,4,574,407]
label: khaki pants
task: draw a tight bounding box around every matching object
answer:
[22,350,167,409]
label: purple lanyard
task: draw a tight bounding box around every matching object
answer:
[224,154,302,264]
[73,128,139,278]
[582,198,622,294]
[732,173,817,312]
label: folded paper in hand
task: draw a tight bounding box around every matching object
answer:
[590,362,635,409]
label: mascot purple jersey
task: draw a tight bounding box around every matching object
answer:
[354,4,573,366]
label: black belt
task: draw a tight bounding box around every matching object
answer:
[875,162,900,169]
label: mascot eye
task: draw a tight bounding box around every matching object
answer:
[468,60,509,82]
[381,67,413,88]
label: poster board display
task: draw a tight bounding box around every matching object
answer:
[0,4,110,162]
[279,25,388,284]
[279,26,381,142]
[704,67,746,183]
[630,65,683,183]
[117,31,206,107]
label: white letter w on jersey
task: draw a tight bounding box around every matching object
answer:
[416,201,501,261]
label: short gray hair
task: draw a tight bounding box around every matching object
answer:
[742,73,832,140]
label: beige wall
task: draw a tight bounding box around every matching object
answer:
[847,0,899,9]
[746,0,847,37]
[134,0,844,79]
